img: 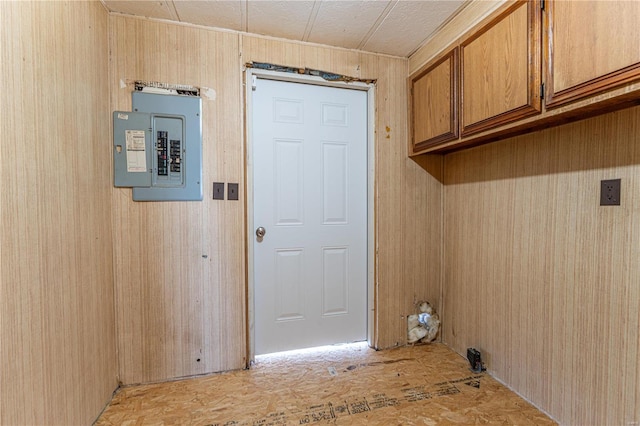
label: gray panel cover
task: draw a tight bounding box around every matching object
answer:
[113,111,152,188]
[131,92,203,201]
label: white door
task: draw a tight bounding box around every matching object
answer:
[252,77,368,355]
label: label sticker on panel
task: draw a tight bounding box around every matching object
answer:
[125,129,147,172]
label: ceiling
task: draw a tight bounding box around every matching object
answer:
[102,0,468,58]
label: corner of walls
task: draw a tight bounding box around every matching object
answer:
[1,1,118,424]
[404,0,508,347]
[106,7,122,394]
[443,106,640,425]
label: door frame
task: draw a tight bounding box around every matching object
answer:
[244,68,376,363]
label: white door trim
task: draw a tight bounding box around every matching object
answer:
[245,68,376,363]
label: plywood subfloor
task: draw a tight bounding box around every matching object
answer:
[96,343,556,425]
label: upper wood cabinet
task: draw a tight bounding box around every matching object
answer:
[409,0,640,156]
[544,0,640,108]
[460,0,541,137]
[411,48,458,152]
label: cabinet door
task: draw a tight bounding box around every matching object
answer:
[544,0,640,109]
[461,0,541,137]
[411,48,458,152]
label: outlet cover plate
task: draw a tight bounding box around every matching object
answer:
[600,178,621,206]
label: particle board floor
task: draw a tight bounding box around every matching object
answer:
[96,343,556,425]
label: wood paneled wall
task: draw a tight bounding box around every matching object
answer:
[110,18,246,384]
[110,17,442,384]
[0,2,117,424]
[444,106,640,425]
[410,2,640,424]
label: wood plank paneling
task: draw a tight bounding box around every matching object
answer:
[111,18,441,383]
[110,17,246,384]
[444,106,640,425]
[0,1,117,424]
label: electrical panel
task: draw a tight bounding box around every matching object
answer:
[113,91,202,201]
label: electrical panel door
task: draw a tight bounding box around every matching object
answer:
[113,111,153,188]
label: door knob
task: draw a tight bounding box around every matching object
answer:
[256,226,266,238]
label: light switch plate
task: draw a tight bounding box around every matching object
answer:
[213,182,225,200]
[228,183,239,200]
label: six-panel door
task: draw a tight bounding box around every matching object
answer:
[252,78,368,355]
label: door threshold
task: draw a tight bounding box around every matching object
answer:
[255,341,370,361]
